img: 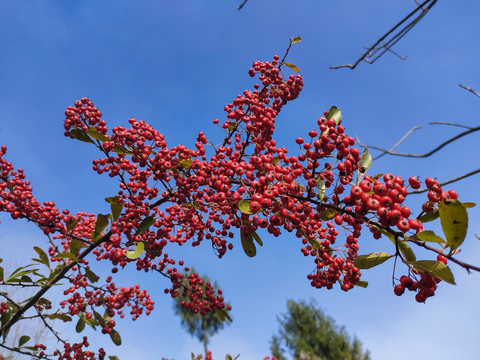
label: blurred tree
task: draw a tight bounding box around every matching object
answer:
[271,300,370,360]
[173,269,230,357]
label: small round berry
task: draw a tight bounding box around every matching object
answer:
[394,284,405,296]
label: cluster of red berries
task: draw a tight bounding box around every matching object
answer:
[51,337,105,360]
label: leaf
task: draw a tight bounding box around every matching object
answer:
[438,200,468,250]
[319,208,336,221]
[0,266,3,280]
[354,252,393,269]
[240,231,256,257]
[66,219,78,232]
[86,128,110,142]
[69,239,83,256]
[226,355,233,360]
[108,357,120,360]
[93,310,106,328]
[251,231,263,246]
[408,260,456,285]
[355,281,368,288]
[110,329,122,346]
[20,275,33,282]
[284,62,300,73]
[93,214,109,239]
[462,202,476,208]
[325,106,342,124]
[414,230,445,244]
[215,308,232,322]
[291,36,302,44]
[76,317,86,333]
[316,178,325,201]
[33,246,50,267]
[18,335,30,347]
[112,145,134,155]
[56,253,77,260]
[418,210,439,223]
[383,230,416,261]
[70,129,94,144]
[238,200,254,214]
[134,215,155,235]
[37,298,51,306]
[111,202,123,221]
[356,148,372,184]
[48,313,72,322]
[126,241,145,260]
[85,268,100,283]
[179,159,192,170]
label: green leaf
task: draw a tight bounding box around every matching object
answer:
[86,128,110,142]
[325,106,342,124]
[56,253,77,260]
[414,230,445,244]
[408,260,456,285]
[462,202,476,208]
[126,241,144,260]
[69,239,83,256]
[37,298,52,306]
[112,145,134,155]
[48,313,72,322]
[85,268,100,283]
[134,215,155,235]
[226,355,233,360]
[356,148,372,184]
[20,275,33,282]
[438,200,468,250]
[418,210,439,223]
[316,178,325,201]
[355,281,368,288]
[66,219,78,232]
[18,335,30,347]
[291,36,302,44]
[111,202,123,221]
[0,266,3,280]
[215,308,232,322]
[93,214,109,239]
[354,252,393,269]
[76,317,86,333]
[240,231,256,257]
[238,200,254,214]
[382,230,416,261]
[110,329,122,346]
[179,159,192,170]
[70,129,94,144]
[108,357,120,360]
[93,310,106,328]
[284,62,300,73]
[251,231,263,246]
[319,208,336,221]
[33,246,50,267]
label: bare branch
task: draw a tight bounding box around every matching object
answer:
[429,121,474,129]
[459,83,480,99]
[408,168,480,194]
[357,125,480,158]
[330,0,437,70]
[237,0,249,10]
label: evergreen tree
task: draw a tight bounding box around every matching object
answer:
[271,300,370,360]
[173,269,230,357]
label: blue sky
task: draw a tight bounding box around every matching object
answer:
[1,1,480,359]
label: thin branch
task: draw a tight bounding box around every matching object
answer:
[459,84,480,99]
[408,168,480,194]
[429,121,473,129]
[357,125,480,158]
[330,0,437,70]
[237,0,248,10]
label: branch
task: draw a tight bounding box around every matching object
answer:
[357,125,480,158]
[0,232,111,339]
[459,83,480,99]
[330,0,437,70]
[237,0,248,10]
[407,168,480,194]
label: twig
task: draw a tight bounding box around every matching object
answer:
[330,0,437,70]
[237,0,248,10]
[408,168,480,194]
[459,84,480,99]
[357,125,480,158]
[429,121,473,130]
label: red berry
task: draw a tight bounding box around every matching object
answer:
[394,284,405,296]
[425,177,438,189]
[408,176,421,189]
[437,254,447,264]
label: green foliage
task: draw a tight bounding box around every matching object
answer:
[271,300,370,360]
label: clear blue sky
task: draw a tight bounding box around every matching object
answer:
[1,1,480,359]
